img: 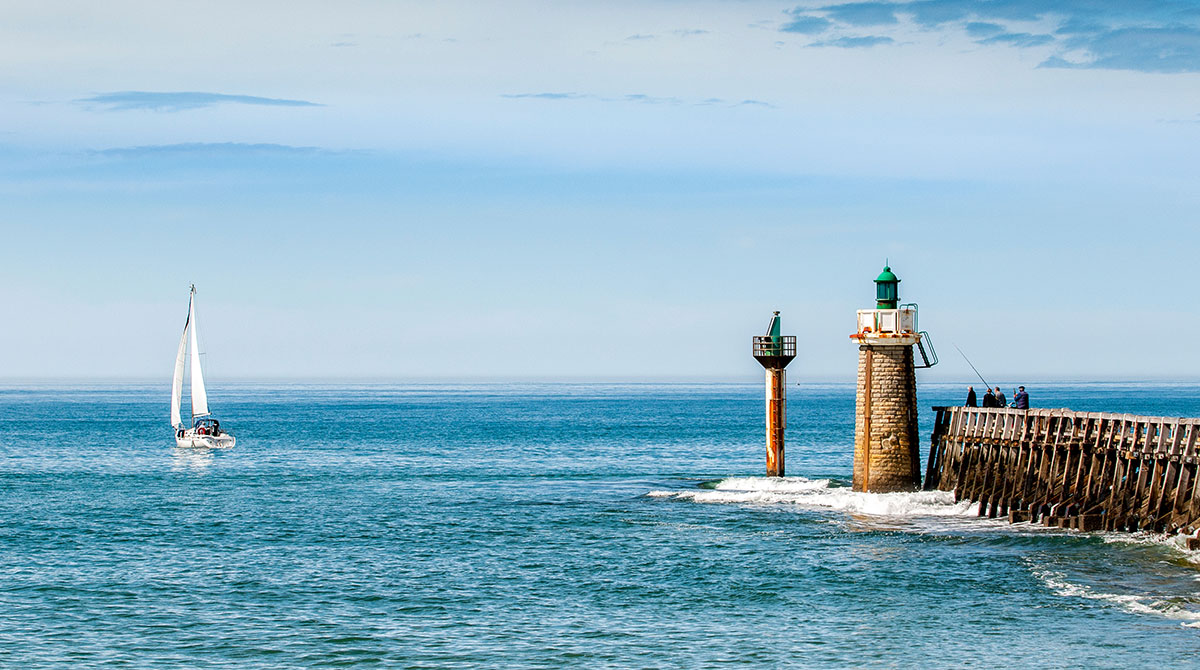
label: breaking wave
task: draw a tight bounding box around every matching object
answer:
[648,476,979,518]
[1033,567,1200,626]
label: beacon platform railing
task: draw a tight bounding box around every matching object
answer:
[752,335,797,369]
[752,335,797,358]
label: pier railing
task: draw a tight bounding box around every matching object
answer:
[925,406,1200,535]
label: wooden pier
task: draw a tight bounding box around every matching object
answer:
[925,406,1200,538]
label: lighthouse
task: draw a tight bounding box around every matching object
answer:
[849,265,937,492]
[752,312,796,477]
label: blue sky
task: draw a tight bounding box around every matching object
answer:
[2,1,1199,380]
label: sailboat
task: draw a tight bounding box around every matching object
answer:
[171,285,236,448]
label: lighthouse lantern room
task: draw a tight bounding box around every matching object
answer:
[852,265,920,346]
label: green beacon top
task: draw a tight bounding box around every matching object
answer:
[875,265,900,309]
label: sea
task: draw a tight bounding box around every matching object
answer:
[2,381,1200,668]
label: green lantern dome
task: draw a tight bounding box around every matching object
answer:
[875,266,899,284]
[874,265,900,309]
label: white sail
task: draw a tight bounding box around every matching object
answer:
[188,289,210,417]
[170,316,188,428]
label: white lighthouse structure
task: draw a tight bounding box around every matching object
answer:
[848,265,937,492]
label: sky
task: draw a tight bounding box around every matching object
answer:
[2,0,1200,381]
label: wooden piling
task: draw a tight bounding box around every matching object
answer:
[927,407,1200,537]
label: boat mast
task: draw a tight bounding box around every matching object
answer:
[188,284,210,420]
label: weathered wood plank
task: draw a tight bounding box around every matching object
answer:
[925,407,1200,537]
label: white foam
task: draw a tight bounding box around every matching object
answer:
[714,476,831,493]
[1093,529,1200,567]
[649,476,979,518]
[1034,568,1200,625]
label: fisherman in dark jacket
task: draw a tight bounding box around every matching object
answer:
[965,386,977,407]
[1014,386,1029,409]
[982,388,997,408]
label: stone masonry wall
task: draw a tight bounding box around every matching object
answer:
[853,344,921,492]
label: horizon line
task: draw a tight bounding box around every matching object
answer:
[2,375,1199,385]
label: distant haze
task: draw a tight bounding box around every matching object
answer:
[2,1,1199,381]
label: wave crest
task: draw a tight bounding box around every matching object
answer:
[649,476,978,518]
[1034,568,1200,625]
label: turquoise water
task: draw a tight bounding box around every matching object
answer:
[2,382,1200,668]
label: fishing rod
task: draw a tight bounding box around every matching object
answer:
[954,344,991,390]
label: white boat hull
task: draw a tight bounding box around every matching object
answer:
[175,431,236,449]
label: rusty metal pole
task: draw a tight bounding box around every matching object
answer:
[766,368,786,476]
[753,312,796,478]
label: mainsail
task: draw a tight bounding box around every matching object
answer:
[170,315,188,428]
[187,289,210,417]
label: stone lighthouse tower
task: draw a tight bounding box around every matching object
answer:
[849,265,936,492]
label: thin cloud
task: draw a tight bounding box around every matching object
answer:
[92,142,327,158]
[502,93,776,109]
[1054,18,1107,36]
[501,92,590,100]
[965,22,1004,38]
[736,99,777,108]
[616,29,710,42]
[781,13,833,34]
[821,2,899,26]
[901,0,1042,27]
[977,31,1055,48]
[1043,26,1200,73]
[624,93,683,105]
[810,35,895,47]
[901,1,969,27]
[778,1,1200,73]
[78,91,322,112]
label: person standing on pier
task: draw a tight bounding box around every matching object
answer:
[982,388,997,408]
[965,386,977,407]
[995,387,1007,408]
[1014,386,1029,409]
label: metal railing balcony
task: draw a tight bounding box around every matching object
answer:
[752,335,797,369]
